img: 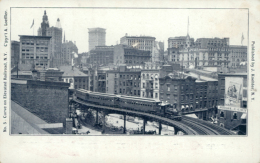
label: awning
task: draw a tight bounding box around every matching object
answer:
[186,105,189,108]
[241,113,247,119]
[181,105,185,110]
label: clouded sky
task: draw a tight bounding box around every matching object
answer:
[11,8,248,53]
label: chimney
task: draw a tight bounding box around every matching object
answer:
[39,70,46,81]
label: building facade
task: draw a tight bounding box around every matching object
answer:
[168,35,194,49]
[229,45,247,68]
[159,76,196,113]
[19,35,51,69]
[106,66,141,97]
[60,66,88,90]
[88,28,106,51]
[46,19,63,68]
[217,73,247,132]
[89,46,114,66]
[168,37,233,69]
[61,41,78,66]
[141,69,160,99]
[113,44,151,66]
[11,41,20,68]
[120,34,156,62]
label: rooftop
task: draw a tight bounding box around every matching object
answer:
[19,35,52,39]
[60,66,88,77]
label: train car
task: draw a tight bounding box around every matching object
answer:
[75,89,90,101]
[74,89,182,121]
[88,92,118,106]
[118,96,161,114]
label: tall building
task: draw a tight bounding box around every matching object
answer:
[88,28,106,51]
[61,41,78,66]
[11,41,20,68]
[46,19,63,68]
[19,35,51,69]
[120,34,156,62]
[37,10,50,36]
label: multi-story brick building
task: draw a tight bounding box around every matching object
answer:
[106,66,141,97]
[60,66,88,90]
[11,79,70,124]
[217,73,247,133]
[114,44,151,66]
[19,35,51,69]
[159,75,196,113]
[159,72,218,119]
[88,28,106,51]
[229,45,247,68]
[141,64,181,100]
[89,46,114,66]
[120,34,156,62]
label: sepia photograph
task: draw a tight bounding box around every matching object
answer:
[10,8,248,136]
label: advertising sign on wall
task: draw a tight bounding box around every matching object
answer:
[225,77,243,107]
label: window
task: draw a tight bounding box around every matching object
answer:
[138,90,140,95]
[220,111,225,118]
[232,112,238,120]
[174,85,178,91]
[75,85,77,89]
[143,83,145,88]
[167,85,170,91]
[167,94,170,100]
[155,93,158,98]
[142,91,145,97]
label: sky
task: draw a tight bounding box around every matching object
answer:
[11,8,248,53]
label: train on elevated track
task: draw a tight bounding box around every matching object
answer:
[74,89,182,121]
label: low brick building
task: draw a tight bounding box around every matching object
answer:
[11,79,70,124]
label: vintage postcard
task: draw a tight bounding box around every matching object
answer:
[0,0,260,162]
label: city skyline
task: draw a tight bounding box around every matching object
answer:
[11,8,248,53]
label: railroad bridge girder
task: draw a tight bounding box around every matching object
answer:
[72,99,193,135]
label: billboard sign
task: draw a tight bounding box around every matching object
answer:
[225,77,243,107]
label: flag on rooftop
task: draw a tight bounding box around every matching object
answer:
[30,19,34,29]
